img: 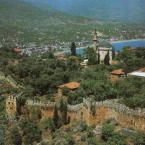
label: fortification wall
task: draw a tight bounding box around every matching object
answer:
[6,96,145,131]
[41,107,54,119]
[90,106,145,131]
[25,99,145,131]
[117,112,145,130]
[90,100,145,131]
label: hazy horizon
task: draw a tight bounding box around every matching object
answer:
[23,0,145,23]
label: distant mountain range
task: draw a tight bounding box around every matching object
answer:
[24,0,145,23]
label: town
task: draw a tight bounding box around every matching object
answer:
[1,0,145,144]
[1,29,145,145]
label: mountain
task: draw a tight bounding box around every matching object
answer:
[24,0,145,23]
[0,0,98,46]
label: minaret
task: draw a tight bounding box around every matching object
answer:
[93,29,99,53]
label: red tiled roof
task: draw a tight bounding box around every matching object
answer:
[58,82,80,90]
[111,69,125,75]
[14,48,22,53]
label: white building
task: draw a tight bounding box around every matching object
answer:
[93,30,113,64]
[129,68,145,78]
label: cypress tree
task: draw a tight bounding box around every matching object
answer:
[87,47,97,65]
[63,102,68,124]
[112,48,116,59]
[104,50,110,65]
[97,52,100,64]
[59,100,68,124]
[70,42,76,56]
[53,105,59,128]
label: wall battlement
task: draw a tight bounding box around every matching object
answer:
[6,95,145,131]
[6,95,18,117]
[96,99,145,117]
[26,99,55,107]
[6,96,145,117]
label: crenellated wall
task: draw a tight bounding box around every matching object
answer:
[6,96,145,131]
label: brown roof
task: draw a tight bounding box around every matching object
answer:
[111,69,125,75]
[58,82,80,90]
[111,60,119,65]
[57,56,67,61]
[14,48,22,53]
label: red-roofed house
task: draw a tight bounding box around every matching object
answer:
[110,69,125,81]
[57,82,80,98]
[14,48,22,54]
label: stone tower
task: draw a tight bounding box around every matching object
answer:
[6,95,18,117]
[93,29,99,54]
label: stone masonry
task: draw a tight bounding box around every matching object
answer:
[6,95,145,131]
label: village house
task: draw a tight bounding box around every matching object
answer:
[93,30,113,64]
[110,69,125,81]
[14,47,22,54]
[80,59,88,68]
[129,67,145,78]
[57,82,80,99]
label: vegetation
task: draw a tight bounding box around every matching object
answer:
[1,46,145,107]
[6,126,22,145]
[86,47,98,65]
[104,50,110,65]
[70,42,76,56]
[1,41,145,144]
[19,119,42,145]
[1,0,145,48]
[133,132,145,145]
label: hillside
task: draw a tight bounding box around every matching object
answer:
[0,0,145,48]
[25,0,145,23]
[0,0,98,47]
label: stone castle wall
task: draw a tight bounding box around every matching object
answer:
[6,96,145,131]
[6,96,17,117]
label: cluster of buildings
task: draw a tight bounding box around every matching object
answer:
[110,67,145,81]
[13,30,113,63]
[14,47,52,56]
[13,40,92,56]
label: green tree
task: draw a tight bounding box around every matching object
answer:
[59,100,68,124]
[0,125,7,145]
[112,48,116,59]
[97,52,100,64]
[19,119,42,145]
[104,50,110,65]
[42,118,55,132]
[102,124,114,141]
[133,132,145,145]
[86,47,97,65]
[7,126,22,145]
[107,133,127,145]
[70,42,76,56]
[53,105,59,128]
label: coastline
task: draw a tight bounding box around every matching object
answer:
[76,47,86,49]
[111,38,145,44]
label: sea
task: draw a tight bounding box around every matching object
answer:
[111,39,145,51]
[76,39,145,56]
[76,47,86,56]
